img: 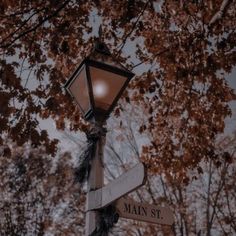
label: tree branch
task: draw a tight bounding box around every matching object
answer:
[0,6,47,46]
[209,0,230,26]
[115,0,150,55]
[1,0,71,49]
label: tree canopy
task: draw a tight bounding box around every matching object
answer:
[0,0,236,176]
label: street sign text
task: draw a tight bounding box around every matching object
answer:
[116,198,174,226]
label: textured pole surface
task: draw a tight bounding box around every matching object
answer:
[85,124,106,235]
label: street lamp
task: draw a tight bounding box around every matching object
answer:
[65,41,134,122]
[65,41,134,235]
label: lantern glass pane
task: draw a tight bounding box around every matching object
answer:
[89,66,128,111]
[68,66,90,113]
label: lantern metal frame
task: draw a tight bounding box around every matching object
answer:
[65,42,134,122]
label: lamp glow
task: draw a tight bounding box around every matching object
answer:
[93,80,109,98]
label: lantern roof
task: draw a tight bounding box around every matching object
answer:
[88,41,130,72]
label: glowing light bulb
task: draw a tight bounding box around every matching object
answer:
[93,80,108,98]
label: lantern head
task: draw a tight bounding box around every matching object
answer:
[65,42,134,122]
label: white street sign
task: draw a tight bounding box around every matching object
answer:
[116,198,174,226]
[87,163,146,210]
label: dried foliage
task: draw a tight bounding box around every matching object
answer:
[0,142,86,235]
[74,125,106,184]
[106,116,236,235]
[0,3,236,235]
[0,1,235,174]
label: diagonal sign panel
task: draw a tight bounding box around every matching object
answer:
[88,163,146,210]
[116,198,174,226]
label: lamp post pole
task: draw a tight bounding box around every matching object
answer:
[85,122,106,236]
[64,41,134,235]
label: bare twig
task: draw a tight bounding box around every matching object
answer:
[209,0,230,26]
[0,0,71,49]
[115,0,151,55]
[0,6,47,46]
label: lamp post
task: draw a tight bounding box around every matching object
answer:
[65,41,134,235]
